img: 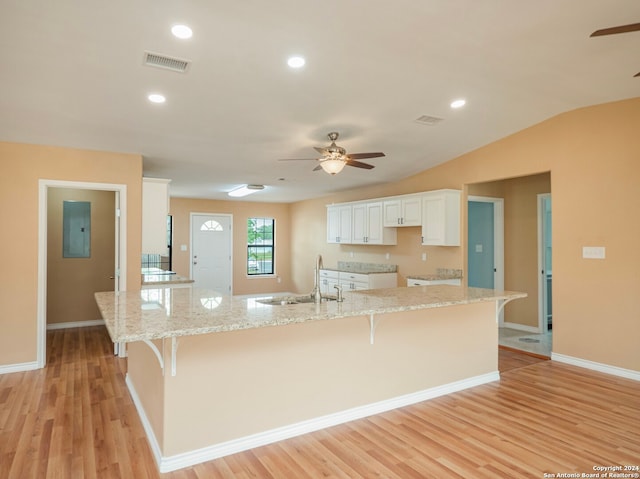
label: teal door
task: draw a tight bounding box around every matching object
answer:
[468,201,494,288]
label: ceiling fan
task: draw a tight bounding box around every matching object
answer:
[279,132,385,175]
[590,22,640,77]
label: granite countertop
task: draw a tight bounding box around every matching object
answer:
[95,286,525,343]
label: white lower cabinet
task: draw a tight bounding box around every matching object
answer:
[407,278,461,287]
[320,270,397,293]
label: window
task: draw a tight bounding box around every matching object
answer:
[247,217,274,275]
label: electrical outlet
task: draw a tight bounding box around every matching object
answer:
[385,253,390,260]
[582,246,605,259]
[421,253,427,261]
[180,244,187,251]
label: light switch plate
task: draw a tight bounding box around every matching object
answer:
[181,244,187,251]
[582,246,605,259]
[475,244,483,253]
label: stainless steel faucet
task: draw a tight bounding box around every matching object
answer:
[312,254,323,303]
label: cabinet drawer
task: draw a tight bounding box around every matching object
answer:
[319,269,340,280]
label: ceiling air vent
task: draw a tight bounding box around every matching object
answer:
[143,51,191,73]
[414,115,444,126]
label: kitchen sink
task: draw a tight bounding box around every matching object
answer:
[256,295,338,305]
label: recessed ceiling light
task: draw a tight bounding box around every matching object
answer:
[450,99,466,109]
[287,56,305,68]
[171,24,193,39]
[148,93,166,104]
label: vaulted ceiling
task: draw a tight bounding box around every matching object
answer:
[1,1,638,202]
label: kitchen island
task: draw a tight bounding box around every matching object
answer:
[95,285,525,473]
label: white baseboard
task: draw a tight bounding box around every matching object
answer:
[128,371,498,473]
[46,319,105,330]
[0,361,40,375]
[501,322,540,334]
[552,353,640,381]
[125,374,163,467]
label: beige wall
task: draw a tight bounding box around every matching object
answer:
[170,198,294,295]
[290,98,640,371]
[47,188,116,325]
[135,301,497,456]
[0,142,142,366]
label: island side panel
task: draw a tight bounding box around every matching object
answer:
[127,341,166,452]
[153,301,497,457]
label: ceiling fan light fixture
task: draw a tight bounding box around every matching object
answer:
[228,184,264,197]
[319,158,346,175]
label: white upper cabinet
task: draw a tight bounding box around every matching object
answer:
[421,189,461,246]
[327,204,352,244]
[383,195,422,227]
[352,202,397,245]
[142,178,171,254]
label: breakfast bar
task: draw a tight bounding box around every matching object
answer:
[95,285,525,472]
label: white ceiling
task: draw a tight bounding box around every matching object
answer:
[1,1,638,202]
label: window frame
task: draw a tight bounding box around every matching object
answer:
[246,217,275,276]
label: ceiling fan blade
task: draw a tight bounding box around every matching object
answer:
[635,72,640,77]
[278,158,318,161]
[314,146,330,155]
[590,22,640,37]
[346,159,375,169]
[347,152,385,160]
[312,165,323,171]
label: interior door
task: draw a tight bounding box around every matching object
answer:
[191,214,232,293]
[468,201,495,289]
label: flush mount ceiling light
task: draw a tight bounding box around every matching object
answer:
[147,93,166,103]
[450,99,466,109]
[228,184,265,197]
[319,157,346,175]
[171,24,193,39]
[287,56,305,68]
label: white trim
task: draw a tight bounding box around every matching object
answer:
[0,361,40,375]
[38,179,127,369]
[552,353,640,381]
[125,374,163,466]
[502,321,540,334]
[46,319,105,330]
[132,371,498,473]
[537,193,552,334]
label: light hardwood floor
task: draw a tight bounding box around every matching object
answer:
[1,326,638,478]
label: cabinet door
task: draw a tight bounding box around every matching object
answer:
[401,196,422,226]
[422,190,460,246]
[327,206,340,243]
[142,178,171,254]
[327,205,352,243]
[351,203,367,243]
[365,202,384,244]
[383,199,402,226]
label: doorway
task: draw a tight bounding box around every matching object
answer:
[467,196,504,322]
[190,213,232,293]
[37,180,126,368]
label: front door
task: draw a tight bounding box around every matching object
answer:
[191,214,232,293]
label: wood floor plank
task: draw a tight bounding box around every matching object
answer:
[0,326,638,478]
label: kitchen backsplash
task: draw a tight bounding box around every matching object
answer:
[336,261,398,273]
